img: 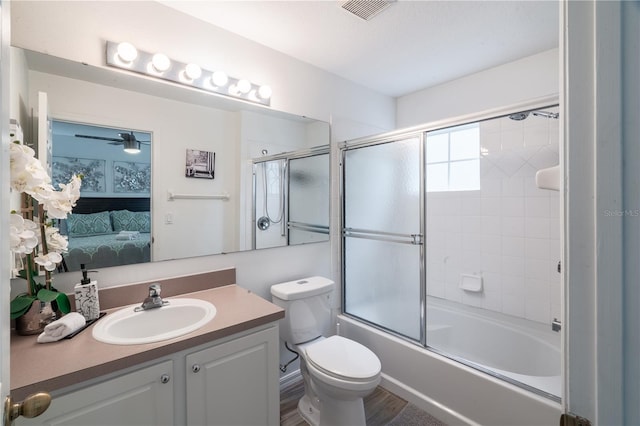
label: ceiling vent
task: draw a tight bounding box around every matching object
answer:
[341,0,395,21]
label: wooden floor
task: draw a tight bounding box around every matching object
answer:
[280,379,410,426]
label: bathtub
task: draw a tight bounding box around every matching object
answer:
[426,297,561,397]
[338,301,562,425]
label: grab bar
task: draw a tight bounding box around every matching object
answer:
[167,190,230,201]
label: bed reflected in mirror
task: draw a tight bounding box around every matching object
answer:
[52,121,152,272]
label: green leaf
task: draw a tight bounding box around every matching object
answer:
[10,295,36,319]
[55,293,71,314]
[36,288,61,303]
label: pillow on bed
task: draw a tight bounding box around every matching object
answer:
[111,210,151,233]
[67,211,113,237]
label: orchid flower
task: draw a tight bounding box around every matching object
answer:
[9,213,39,254]
[34,252,63,272]
[9,142,82,274]
[44,225,69,253]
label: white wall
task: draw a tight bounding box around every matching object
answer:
[397,49,559,128]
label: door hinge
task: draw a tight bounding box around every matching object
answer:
[560,413,592,426]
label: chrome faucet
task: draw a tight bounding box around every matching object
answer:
[135,283,169,311]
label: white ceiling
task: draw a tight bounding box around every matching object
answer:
[158,0,559,98]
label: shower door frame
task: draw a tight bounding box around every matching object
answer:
[340,132,427,345]
[251,145,330,250]
[340,95,562,399]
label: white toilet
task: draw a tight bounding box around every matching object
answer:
[271,276,381,426]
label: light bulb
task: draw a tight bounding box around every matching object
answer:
[116,42,138,63]
[185,63,202,80]
[237,79,251,94]
[258,85,272,100]
[211,70,229,87]
[151,53,171,72]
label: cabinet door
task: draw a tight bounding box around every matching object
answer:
[186,326,279,426]
[17,361,174,426]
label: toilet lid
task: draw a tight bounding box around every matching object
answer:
[305,335,381,380]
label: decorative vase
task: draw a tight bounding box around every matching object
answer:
[15,301,57,335]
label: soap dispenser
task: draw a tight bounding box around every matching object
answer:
[74,264,100,321]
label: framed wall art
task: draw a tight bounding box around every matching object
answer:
[52,156,106,192]
[185,149,215,179]
[113,161,151,193]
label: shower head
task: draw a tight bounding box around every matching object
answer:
[509,112,529,121]
[508,109,559,121]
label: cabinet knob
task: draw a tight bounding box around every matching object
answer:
[160,374,171,384]
[192,364,201,373]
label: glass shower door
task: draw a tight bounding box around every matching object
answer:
[343,136,423,341]
[288,153,330,244]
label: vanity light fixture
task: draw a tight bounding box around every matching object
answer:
[106,41,272,106]
[211,70,229,87]
[151,53,171,73]
[236,79,252,94]
[116,42,138,64]
[184,63,202,81]
[258,85,273,100]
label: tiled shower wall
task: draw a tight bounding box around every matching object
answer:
[426,108,561,325]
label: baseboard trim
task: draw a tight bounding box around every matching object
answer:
[380,373,479,426]
[279,369,302,391]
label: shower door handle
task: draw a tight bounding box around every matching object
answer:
[343,228,423,245]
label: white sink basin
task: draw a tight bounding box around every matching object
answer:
[92,298,216,345]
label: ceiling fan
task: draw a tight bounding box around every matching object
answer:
[75,131,150,153]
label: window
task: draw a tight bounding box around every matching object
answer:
[425,123,480,192]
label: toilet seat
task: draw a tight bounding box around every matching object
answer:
[304,335,381,382]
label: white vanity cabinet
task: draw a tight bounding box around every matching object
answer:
[16,360,174,425]
[15,324,280,426]
[186,325,280,426]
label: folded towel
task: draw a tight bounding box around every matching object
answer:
[116,230,139,240]
[37,312,86,343]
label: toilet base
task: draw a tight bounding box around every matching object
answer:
[317,394,366,426]
[297,393,367,426]
[298,394,320,426]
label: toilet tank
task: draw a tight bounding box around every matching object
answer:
[270,276,334,345]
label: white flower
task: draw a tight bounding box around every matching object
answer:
[9,142,82,273]
[9,213,39,255]
[10,143,50,194]
[42,175,82,219]
[34,252,63,272]
[45,226,68,253]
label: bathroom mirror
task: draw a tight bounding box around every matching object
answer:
[13,47,330,270]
